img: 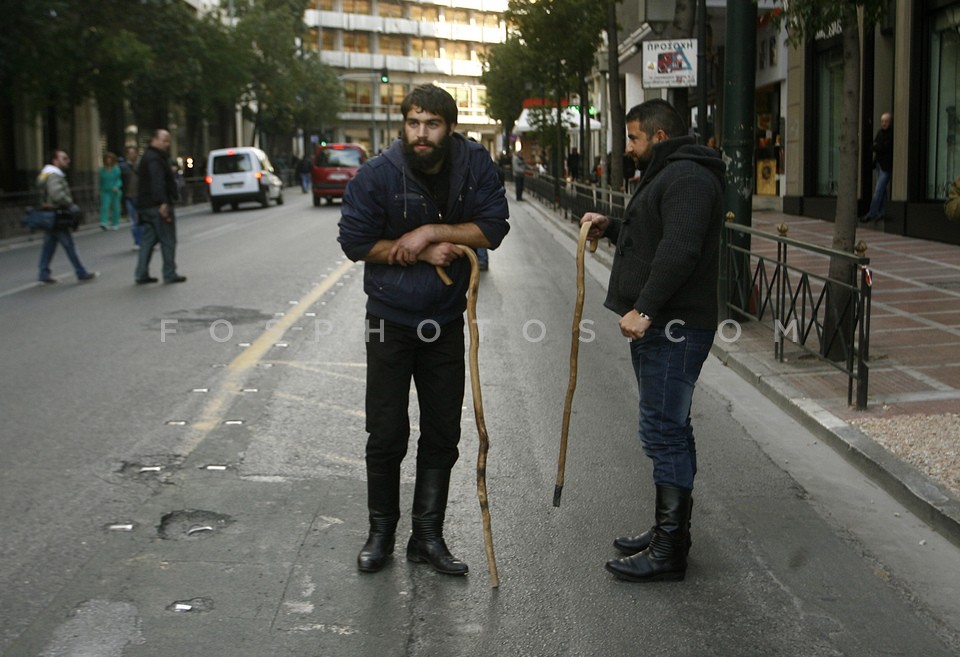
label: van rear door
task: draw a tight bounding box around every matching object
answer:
[210,152,256,195]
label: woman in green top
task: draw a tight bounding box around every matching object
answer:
[99,152,122,229]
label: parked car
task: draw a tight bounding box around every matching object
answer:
[312,143,367,206]
[205,147,284,213]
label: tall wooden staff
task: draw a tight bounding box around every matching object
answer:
[553,222,597,506]
[435,252,499,588]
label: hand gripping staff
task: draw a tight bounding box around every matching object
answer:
[553,221,598,506]
[435,252,499,588]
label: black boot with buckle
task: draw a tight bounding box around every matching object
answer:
[406,468,469,576]
[605,485,691,582]
[613,497,693,555]
[357,468,401,573]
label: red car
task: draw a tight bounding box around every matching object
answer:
[312,143,367,206]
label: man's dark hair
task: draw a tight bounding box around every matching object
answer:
[48,149,65,163]
[625,99,686,139]
[401,84,458,126]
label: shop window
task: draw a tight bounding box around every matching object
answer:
[815,46,843,196]
[927,6,960,200]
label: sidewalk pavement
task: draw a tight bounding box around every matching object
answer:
[530,198,960,550]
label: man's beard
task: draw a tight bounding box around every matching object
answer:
[403,132,450,173]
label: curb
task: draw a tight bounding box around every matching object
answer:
[711,340,960,551]
[521,192,960,552]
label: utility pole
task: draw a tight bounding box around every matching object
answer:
[720,0,757,317]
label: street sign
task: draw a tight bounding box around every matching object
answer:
[642,39,698,89]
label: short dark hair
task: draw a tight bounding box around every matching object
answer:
[625,99,686,139]
[49,149,66,163]
[401,84,458,126]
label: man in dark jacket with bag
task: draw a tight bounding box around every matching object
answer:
[35,149,96,284]
[581,98,725,583]
[338,84,510,576]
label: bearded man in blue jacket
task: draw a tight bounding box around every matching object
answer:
[338,84,510,576]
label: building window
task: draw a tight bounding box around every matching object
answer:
[814,45,843,196]
[378,0,402,17]
[412,37,440,58]
[309,0,334,9]
[927,5,960,200]
[345,80,371,110]
[448,9,470,25]
[481,13,500,29]
[410,4,438,22]
[380,34,405,56]
[448,41,470,61]
[343,32,371,53]
[342,0,371,15]
[443,85,471,109]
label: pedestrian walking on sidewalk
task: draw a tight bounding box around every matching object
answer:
[98,152,122,230]
[861,112,893,223]
[120,146,143,248]
[35,149,96,284]
[338,84,510,576]
[512,151,526,201]
[580,98,725,582]
[135,129,186,285]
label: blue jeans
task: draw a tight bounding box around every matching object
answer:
[38,228,88,280]
[300,172,310,192]
[629,325,715,490]
[125,197,143,246]
[136,207,178,282]
[866,165,891,219]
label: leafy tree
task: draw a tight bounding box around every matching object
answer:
[774,0,887,359]
[480,36,536,141]
[291,53,347,151]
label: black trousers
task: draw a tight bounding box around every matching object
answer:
[364,314,465,473]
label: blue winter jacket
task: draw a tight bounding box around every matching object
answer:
[338,133,510,328]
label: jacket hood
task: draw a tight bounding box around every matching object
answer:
[40,164,64,177]
[642,136,725,185]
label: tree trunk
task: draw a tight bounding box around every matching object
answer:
[606,0,623,190]
[822,8,861,362]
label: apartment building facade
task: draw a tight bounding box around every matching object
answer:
[303,0,508,156]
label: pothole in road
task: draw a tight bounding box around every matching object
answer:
[166,597,215,613]
[157,510,233,540]
[146,306,274,334]
[116,455,184,482]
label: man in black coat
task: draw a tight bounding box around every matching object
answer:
[861,112,893,222]
[135,129,186,284]
[581,98,725,583]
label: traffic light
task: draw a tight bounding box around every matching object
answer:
[380,68,389,83]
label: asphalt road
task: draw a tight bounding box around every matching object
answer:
[1,190,959,656]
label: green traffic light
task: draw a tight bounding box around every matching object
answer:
[380,68,389,83]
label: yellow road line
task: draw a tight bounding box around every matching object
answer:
[178,259,356,456]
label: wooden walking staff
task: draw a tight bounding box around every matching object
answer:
[435,251,500,588]
[553,221,598,507]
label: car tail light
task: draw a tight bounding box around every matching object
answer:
[205,175,212,184]
[255,172,262,179]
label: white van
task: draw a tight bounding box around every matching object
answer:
[205,147,284,212]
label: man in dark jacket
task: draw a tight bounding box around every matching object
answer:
[338,84,509,576]
[861,112,893,223]
[135,129,185,284]
[581,98,725,583]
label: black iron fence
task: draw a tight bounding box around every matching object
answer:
[722,220,872,409]
[522,171,873,409]
[0,177,211,241]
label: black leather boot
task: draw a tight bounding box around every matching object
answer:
[357,469,401,573]
[406,468,469,576]
[613,497,693,555]
[605,485,691,582]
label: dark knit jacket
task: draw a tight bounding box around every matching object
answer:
[338,133,510,328]
[873,126,893,173]
[603,136,725,330]
[137,146,178,209]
